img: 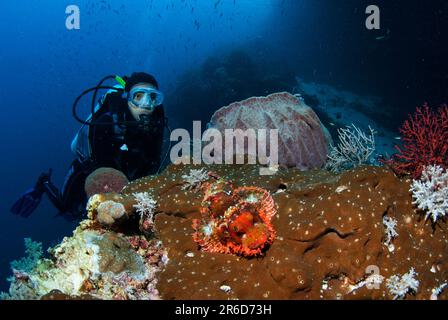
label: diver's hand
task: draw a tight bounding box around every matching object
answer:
[35,169,53,192]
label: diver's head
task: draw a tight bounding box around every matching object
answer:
[125,73,164,121]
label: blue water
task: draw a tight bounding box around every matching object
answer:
[0,0,446,291]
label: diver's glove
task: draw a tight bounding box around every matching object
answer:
[10,169,52,217]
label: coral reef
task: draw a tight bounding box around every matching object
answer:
[1,270,40,300]
[382,104,448,178]
[410,164,448,223]
[145,163,447,300]
[86,193,136,227]
[10,238,43,274]
[325,124,376,173]
[84,167,129,197]
[2,222,167,300]
[209,92,332,170]
[4,162,447,300]
[85,188,159,235]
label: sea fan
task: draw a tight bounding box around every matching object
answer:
[325,124,376,173]
[382,104,448,178]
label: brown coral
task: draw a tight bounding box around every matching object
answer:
[123,163,447,300]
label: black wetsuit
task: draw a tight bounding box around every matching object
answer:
[45,91,166,219]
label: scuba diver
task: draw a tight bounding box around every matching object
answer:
[11,72,170,220]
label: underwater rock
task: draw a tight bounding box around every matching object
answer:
[84,167,129,198]
[208,92,332,170]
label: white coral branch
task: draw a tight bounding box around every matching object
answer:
[382,216,398,252]
[348,274,385,294]
[386,268,419,300]
[410,165,448,223]
[133,192,157,222]
[181,169,209,191]
[325,124,376,173]
[430,282,447,300]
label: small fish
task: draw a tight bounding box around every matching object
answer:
[375,28,391,41]
[394,136,401,140]
[329,122,336,126]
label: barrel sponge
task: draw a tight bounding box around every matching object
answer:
[208,92,332,170]
[84,168,129,197]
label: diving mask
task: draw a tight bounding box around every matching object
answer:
[128,87,164,110]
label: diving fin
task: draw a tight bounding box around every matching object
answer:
[10,188,44,217]
[10,169,52,218]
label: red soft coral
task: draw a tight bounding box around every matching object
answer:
[383,104,448,178]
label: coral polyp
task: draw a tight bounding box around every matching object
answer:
[192,184,276,257]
